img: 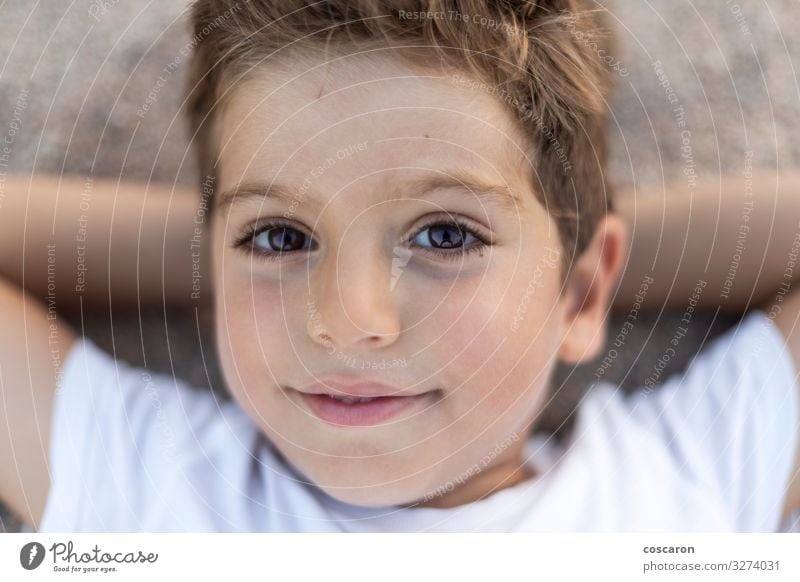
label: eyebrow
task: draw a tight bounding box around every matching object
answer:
[215,171,523,213]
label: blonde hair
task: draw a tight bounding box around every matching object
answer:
[186,0,614,272]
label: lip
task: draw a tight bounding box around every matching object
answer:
[296,391,434,427]
[300,380,423,398]
[292,379,435,427]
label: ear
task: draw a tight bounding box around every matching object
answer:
[558,213,628,364]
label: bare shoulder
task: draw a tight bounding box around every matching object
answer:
[0,277,75,529]
[768,287,800,522]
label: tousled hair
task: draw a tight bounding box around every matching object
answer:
[186,0,615,273]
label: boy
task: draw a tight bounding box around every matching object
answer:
[1,0,798,531]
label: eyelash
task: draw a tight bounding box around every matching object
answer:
[231,215,491,263]
[409,216,491,261]
[231,219,316,261]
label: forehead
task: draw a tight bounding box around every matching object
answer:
[216,52,532,202]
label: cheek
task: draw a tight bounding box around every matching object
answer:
[428,262,561,423]
[214,275,297,402]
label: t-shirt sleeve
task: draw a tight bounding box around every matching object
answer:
[622,309,799,531]
[39,336,244,532]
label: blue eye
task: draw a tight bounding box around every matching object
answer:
[411,223,478,249]
[252,225,310,253]
[410,219,488,261]
[234,221,315,261]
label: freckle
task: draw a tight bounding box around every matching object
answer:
[424,133,430,138]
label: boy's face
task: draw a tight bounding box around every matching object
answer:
[211,53,568,507]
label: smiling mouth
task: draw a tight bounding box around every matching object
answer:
[294,390,437,427]
[325,394,385,404]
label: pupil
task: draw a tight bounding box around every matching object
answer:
[429,224,463,249]
[270,227,302,252]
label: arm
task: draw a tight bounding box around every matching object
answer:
[612,167,800,522]
[0,173,205,527]
[0,276,74,527]
[772,282,800,521]
[0,174,210,308]
[613,169,800,313]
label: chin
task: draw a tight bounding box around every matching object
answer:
[300,462,433,508]
[317,483,423,508]
[278,442,444,508]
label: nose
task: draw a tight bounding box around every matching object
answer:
[307,238,402,352]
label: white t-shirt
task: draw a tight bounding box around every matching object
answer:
[37,309,799,532]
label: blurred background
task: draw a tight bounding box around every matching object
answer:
[0,0,798,532]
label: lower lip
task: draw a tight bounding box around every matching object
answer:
[296,391,433,427]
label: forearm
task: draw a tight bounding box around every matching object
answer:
[613,168,800,314]
[0,174,211,308]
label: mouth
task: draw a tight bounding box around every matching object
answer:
[293,390,437,427]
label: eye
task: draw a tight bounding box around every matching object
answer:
[233,220,316,260]
[409,216,491,262]
[253,225,308,253]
